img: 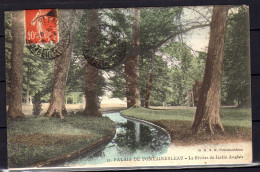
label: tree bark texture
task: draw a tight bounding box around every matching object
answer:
[84,9,102,117]
[125,9,141,108]
[8,11,25,118]
[191,6,228,135]
[45,10,83,118]
[84,62,101,116]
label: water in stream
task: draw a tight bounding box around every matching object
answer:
[57,112,170,166]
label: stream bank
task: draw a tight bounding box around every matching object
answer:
[55,112,171,167]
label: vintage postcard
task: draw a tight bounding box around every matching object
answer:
[5,5,252,170]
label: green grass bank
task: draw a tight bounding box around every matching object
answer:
[7,113,115,168]
[121,107,252,145]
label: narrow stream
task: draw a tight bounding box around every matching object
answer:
[57,112,170,166]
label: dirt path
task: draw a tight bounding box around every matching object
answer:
[150,106,196,110]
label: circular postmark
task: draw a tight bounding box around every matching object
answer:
[83,24,126,69]
[25,11,70,60]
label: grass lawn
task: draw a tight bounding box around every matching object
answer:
[121,107,252,146]
[7,113,115,168]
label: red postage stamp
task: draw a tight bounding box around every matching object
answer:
[25,9,58,44]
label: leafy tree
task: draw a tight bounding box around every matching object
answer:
[67,10,107,110]
[6,11,54,106]
[45,10,83,118]
[22,48,54,104]
[8,11,25,118]
[84,9,102,117]
[162,42,193,105]
[139,7,211,108]
[124,9,141,108]
[222,6,250,107]
[140,7,182,108]
[143,56,172,106]
[109,67,126,99]
[102,9,133,101]
[191,6,228,135]
[66,57,85,95]
[107,7,209,107]
[147,42,206,106]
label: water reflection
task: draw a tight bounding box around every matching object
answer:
[115,120,169,153]
[56,112,170,166]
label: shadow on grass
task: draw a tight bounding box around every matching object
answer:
[153,120,252,146]
[121,107,252,146]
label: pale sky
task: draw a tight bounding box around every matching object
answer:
[184,27,210,52]
[181,7,211,52]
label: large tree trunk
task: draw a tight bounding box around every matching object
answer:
[191,6,228,135]
[84,62,101,116]
[144,54,155,108]
[125,9,141,108]
[84,9,102,117]
[8,11,25,118]
[45,10,83,118]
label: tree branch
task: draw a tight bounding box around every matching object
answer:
[152,23,210,52]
